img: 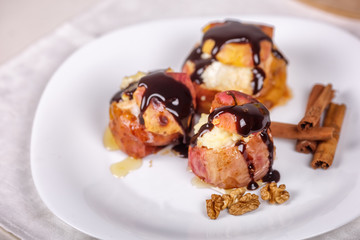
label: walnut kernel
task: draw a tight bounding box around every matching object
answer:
[228,193,260,215]
[221,194,233,210]
[205,187,256,219]
[230,188,246,201]
[260,182,290,204]
[206,194,224,219]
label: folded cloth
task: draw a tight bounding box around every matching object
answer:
[0,23,96,240]
[0,0,359,239]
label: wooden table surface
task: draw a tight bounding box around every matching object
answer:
[299,0,360,19]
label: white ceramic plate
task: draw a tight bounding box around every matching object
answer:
[31,16,360,240]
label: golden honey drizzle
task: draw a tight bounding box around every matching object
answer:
[191,176,234,194]
[110,157,143,178]
[103,127,119,151]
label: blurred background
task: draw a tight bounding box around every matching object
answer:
[0,0,359,65]
[0,0,100,64]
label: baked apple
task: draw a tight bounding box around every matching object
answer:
[183,20,290,113]
[109,70,196,158]
[188,90,279,189]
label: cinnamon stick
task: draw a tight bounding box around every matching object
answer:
[296,84,324,153]
[311,103,346,169]
[295,140,317,154]
[271,122,334,140]
[297,84,334,131]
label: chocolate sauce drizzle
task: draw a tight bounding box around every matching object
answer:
[272,48,288,64]
[110,81,138,103]
[184,20,288,95]
[252,67,266,95]
[202,21,272,65]
[192,102,270,145]
[260,130,280,183]
[138,71,194,144]
[236,140,259,190]
[227,90,238,105]
[171,136,191,158]
[191,57,214,85]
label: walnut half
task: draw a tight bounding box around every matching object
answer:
[260,182,290,204]
[206,194,224,219]
[206,188,259,219]
[228,193,260,216]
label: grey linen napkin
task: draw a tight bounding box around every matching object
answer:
[0,0,359,239]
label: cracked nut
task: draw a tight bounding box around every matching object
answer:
[228,193,260,215]
[221,194,233,210]
[230,188,246,201]
[260,182,290,204]
[206,194,224,219]
[221,187,247,209]
[206,187,257,219]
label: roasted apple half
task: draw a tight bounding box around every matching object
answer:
[188,90,279,189]
[183,20,290,113]
[109,70,196,158]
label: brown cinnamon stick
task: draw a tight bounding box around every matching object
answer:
[311,103,346,169]
[296,84,324,153]
[297,84,334,131]
[296,140,318,154]
[271,122,334,140]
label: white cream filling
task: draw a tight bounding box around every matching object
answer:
[194,114,249,149]
[201,61,253,94]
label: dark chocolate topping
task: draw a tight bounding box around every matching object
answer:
[272,48,288,64]
[190,58,214,85]
[251,67,266,95]
[260,130,280,183]
[184,20,288,94]
[236,140,259,190]
[208,103,270,137]
[190,122,214,146]
[186,46,202,62]
[110,81,138,103]
[202,20,272,66]
[171,136,191,158]
[138,71,194,143]
[191,102,270,146]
